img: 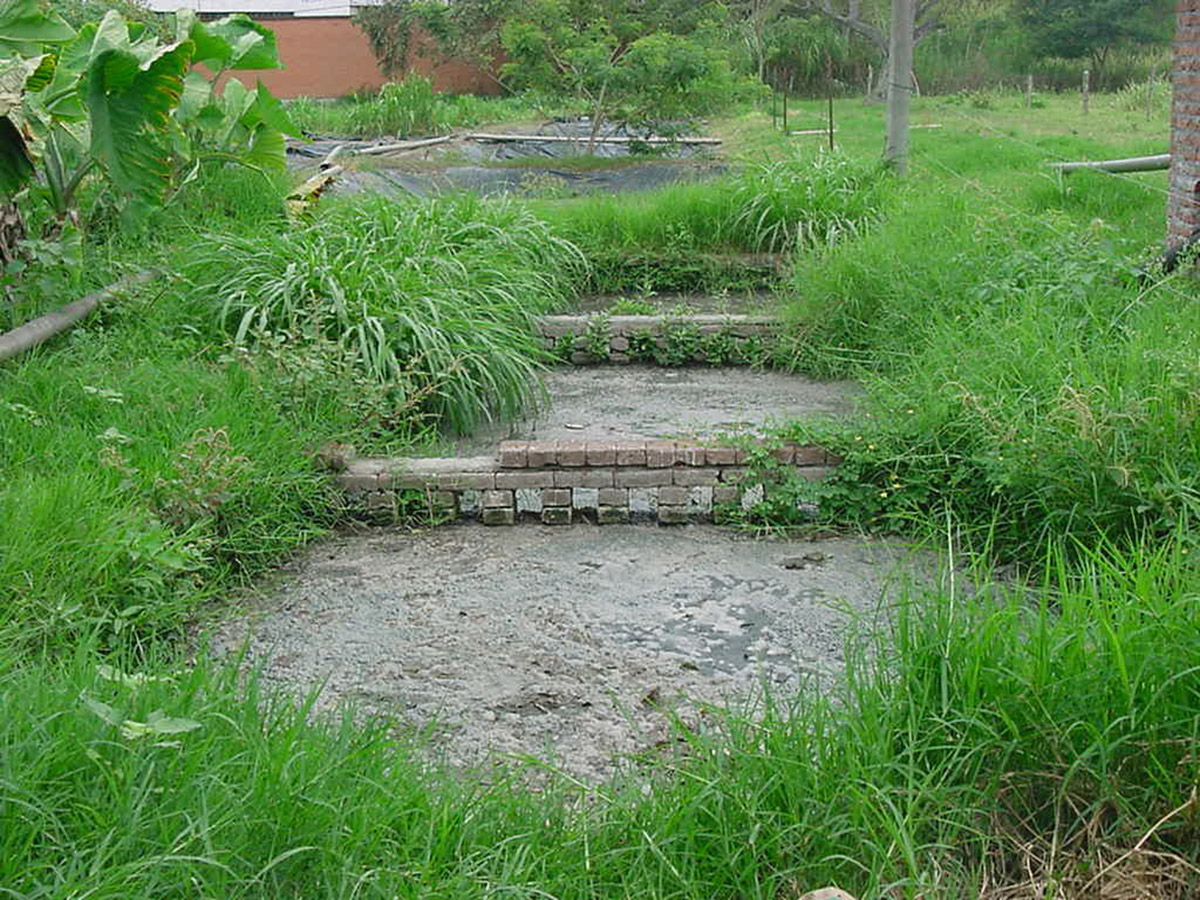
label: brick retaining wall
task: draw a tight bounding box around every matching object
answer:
[340,439,840,525]
[536,315,779,365]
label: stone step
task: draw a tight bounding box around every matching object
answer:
[535,313,782,365]
[339,438,840,527]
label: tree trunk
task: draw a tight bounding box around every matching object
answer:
[0,202,25,271]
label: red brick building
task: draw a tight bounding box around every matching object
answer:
[146,1,499,98]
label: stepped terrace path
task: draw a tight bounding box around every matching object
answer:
[214,307,931,780]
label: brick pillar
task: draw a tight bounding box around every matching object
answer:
[1168,0,1200,249]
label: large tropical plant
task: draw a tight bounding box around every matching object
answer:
[0,5,292,231]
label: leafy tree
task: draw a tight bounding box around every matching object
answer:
[498,0,747,146]
[1015,0,1173,85]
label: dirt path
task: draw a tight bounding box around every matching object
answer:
[214,525,924,780]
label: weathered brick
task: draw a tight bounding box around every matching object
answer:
[720,466,751,483]
[495,470,556,489]
[542,488,572,507]
[610,336,630,352]
[558,441,587,467]
[586,442,616,466]
[572,487,600,510]
[825,451,845,467]
[598,487,629,506]
[615,468,674,487]
[705,445,737,466]
[516,488,544,514]
[673,468,720,487]
[483,489,514,509]
[459,489,483,516]
[542,506,572,525]
[526,441,559,467]
[644,440,676,468]
[430,491,457,510]
[554,468,615,488]
[713,486,740,505]
[629,488,659,517]
[675,443,706,466]
[483,507,516,526]
[436,472,495,490]
[659,486,689,506]
[598,505,631,525]
[339,472,382,493]
[499,441,528,468]
[687,486,714,514]
[770,445,795,464]
[657,506,689,525]
[792,444,826,466]
[615,440,647,466]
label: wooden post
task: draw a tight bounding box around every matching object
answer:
[1082,68,1090,115]
[1026,74,1033,108]
[771,92,777,130]
[1147,68,1156,121]
[782,91,788,132]
[867,63,873,104]
[885,0,915,175]
[826,50,835,151]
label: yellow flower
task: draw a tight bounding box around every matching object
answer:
[879,491,889,498]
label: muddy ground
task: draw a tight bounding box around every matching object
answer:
[214,525,928,781]
[455,365,858,455]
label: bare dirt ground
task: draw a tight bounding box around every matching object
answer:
[213,524,928,781]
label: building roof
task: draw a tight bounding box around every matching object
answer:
[144,1,372,17]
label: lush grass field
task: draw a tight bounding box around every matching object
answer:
[1,90,1197,898]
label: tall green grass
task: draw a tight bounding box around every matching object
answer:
[537,152,891,293]
[760,123,1198,557]
[188,193,583,433]
[287,77,549,138]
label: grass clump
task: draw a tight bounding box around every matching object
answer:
[287,78,550,138]
[188,193,583,433]
[537,151,891,293]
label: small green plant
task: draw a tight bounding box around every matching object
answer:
[656,321,701,366]
[581,315,613,360]
[609,297,657,315]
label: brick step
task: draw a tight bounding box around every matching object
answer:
[535,314,782,365]
[339,438,839,526]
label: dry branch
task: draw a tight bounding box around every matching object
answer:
[1052,153,1169,174]
[0,270,158,363]
[465,132,721,145]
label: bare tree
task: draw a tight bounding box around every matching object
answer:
[788,0,945,98]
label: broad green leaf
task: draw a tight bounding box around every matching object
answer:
[0,114,33,194]
[86,40,193,205]
[250,80,294,135]
[0,0,74,48]
[0,53,52,117]
[175,9,235,70]
[244,121,285,171]
[203,14,282,70]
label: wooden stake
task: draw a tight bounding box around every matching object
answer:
[1026,74,1033,108]
[1082,68,1090,115]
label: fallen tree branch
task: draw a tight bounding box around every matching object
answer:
[355,135,456,156]
[465,132,721,145]
[1052,153,1169,174]
[0,270,159,363]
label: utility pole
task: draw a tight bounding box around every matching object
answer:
[885,0,914,175]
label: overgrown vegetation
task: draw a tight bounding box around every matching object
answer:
[538,151,890,293]
[189,193,582,432]
[2,0,1198,889]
